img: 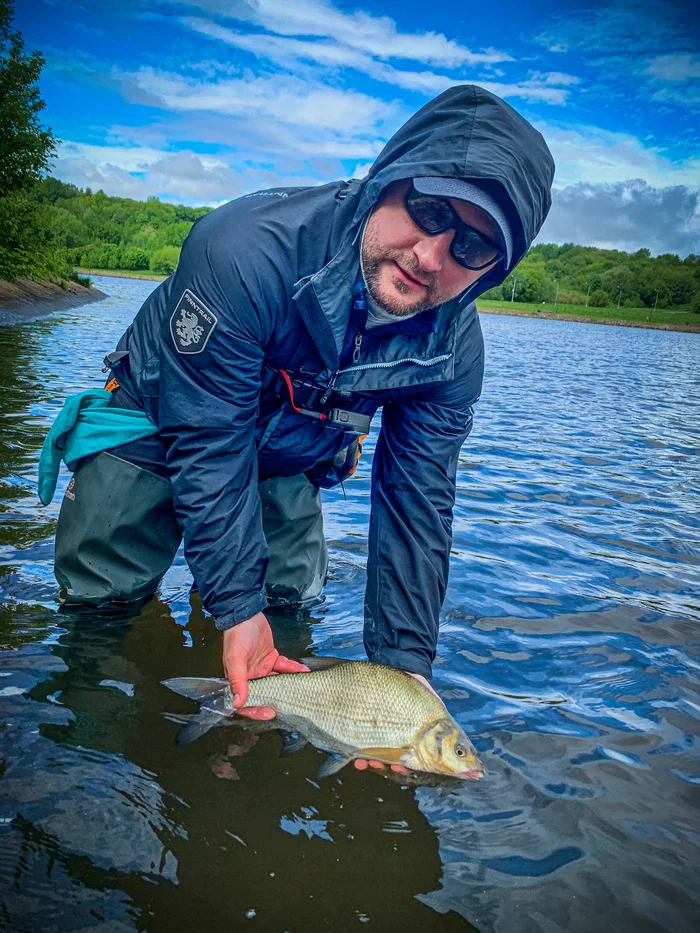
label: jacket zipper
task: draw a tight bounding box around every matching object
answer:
[337,352,451,376]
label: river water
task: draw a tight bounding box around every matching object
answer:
[0,275,698,933]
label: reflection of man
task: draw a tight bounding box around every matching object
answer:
[50,86,554,724]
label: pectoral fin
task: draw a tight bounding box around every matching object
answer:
[357,747,410,765]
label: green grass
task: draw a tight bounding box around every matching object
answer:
[476,298,700,328]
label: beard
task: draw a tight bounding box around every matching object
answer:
[361,236,443,317]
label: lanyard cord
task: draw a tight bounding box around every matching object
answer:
[279,369,328,421]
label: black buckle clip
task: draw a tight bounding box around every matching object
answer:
[327,409,372,434]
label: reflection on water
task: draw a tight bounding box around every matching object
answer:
[0,277,699,932]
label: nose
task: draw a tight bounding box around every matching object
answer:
[413,229,454,272]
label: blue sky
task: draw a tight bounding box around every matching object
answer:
[15,0,700,255]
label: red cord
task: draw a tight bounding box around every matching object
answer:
[279,369,300,412]
[279,370,327,420]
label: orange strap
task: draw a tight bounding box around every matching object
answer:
[105,377,119,393]
[347,434,367,477]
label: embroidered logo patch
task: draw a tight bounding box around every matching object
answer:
[170,289,217,354]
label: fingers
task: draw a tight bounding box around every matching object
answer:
[272,655,311,675]
[353,759,410,774]
[227,656,249,709]
[237,706,276,720]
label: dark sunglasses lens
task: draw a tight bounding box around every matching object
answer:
[407,193,454,233]
[452,228,500,269]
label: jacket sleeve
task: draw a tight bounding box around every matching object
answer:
[156,227,272,630]
[363,340,484,679]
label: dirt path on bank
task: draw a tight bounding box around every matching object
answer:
[0,277,107,326]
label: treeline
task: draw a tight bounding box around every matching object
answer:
[482,242,700,310]
[37,176,211,275]
[29,179,700,310]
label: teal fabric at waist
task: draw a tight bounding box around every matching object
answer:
[38,388,159,506]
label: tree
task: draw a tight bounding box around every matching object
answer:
[0,0,60,280]
[150,246,180,275]
[0,0,57,197]
[589,289,610,307]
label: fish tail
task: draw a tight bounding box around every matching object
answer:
[162,677,228,700]
[162,677,231,745]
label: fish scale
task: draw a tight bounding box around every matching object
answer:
[245,662,447,750]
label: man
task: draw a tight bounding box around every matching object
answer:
[50,85,554,734]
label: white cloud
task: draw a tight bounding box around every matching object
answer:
[180,16,576,103]
[538,122,700,189]
[169,0,511,67]
[118,66,395,133]
[540,179,700,257]
[55,141,167,172]
[52,144,326,204]
[645,53,700,82]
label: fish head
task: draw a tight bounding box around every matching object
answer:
[413,717,484,780]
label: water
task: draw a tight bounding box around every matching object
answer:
[1,275,699,933]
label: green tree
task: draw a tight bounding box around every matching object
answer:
[0,0,56,197]
[150,245,180,275]
[589,289,610,307]
[0,0,60,279]
[120,246,149,270]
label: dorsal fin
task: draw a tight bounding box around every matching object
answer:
[300,656,352,671]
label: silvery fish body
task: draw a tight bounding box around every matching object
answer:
[163,658,483,780]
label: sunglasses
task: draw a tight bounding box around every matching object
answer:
[404,184,504,271]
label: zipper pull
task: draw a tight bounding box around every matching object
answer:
[352,333,363,364]
[319,370,339,405]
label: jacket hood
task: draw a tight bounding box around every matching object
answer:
[353,84,555,297]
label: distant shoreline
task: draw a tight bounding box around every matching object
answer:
[76,267,167,282]
[72,270,700,334]
[0,276,107,326]
[477,306,700,334]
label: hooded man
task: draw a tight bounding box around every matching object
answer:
[50,85,554,730]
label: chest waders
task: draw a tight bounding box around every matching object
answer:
[53,384,334,611]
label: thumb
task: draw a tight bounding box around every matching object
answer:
[227,656,249,708]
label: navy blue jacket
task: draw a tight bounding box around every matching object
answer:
[112,86,554,678]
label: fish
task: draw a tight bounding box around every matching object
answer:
[162,657,484,781]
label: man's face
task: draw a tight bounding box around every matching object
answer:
[361,179,501,316]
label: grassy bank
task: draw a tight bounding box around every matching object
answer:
[476,298,700,332]
[76,267,167,282]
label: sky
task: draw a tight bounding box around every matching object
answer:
[14,0,700,256]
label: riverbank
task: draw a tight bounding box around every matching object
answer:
[76,267,167,282]
[0,276,108,326]
[477,306,700,333]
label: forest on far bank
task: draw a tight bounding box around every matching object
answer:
[38,176,700,311]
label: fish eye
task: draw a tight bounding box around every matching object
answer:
[455,745,466,757]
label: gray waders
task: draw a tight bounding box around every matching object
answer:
[54,453,328,611]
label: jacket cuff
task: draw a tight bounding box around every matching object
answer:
[366,645,433,680]
[213,589,269,630]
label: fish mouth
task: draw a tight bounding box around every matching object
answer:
[460,768,484,780]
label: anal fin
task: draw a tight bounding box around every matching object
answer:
[317,754,353,778]
[280,732,308,757]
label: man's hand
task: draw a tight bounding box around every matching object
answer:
[222,612,309,721]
